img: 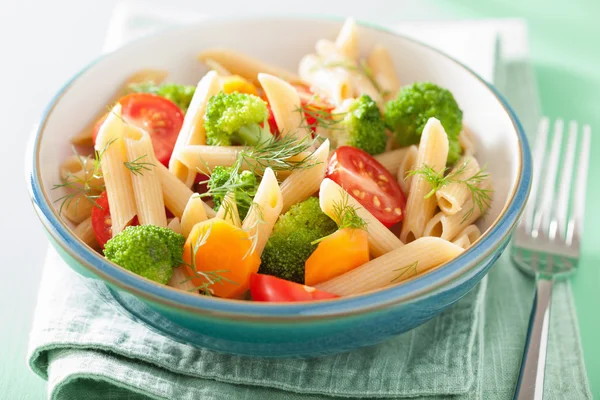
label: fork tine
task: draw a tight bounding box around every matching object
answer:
[551,121,578,240]
[532,119,563,238]
[567,124,591,246]
[521,117,550,233]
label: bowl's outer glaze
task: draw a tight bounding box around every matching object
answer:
[28,17,531,357]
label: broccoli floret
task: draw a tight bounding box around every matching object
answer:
[332,95,387,155]
[104,225,185,284]
[204,92,272,146]
[259,197,338,283]
[384,82,463,164]
[129,82,196,112]
[207,166,258,219]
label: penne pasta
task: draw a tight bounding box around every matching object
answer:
[181,195,209,238]
[73,217,99,249]
[367,45,400,101]
[168,266,199,293]
[258,73,311,139]
[315,39,337,58]
[396,145,418,195]
[177,145,244,174]
[435,155,480,215]
[202,58,232,76]
[167,217,182,235]
[423,179,493,241]
[123,127,167,227]
[242,168,283,256]
[452,224,482,250]
[170,71,221,187]
[335,18,359,60]
[280,140,329,213]
[349,70,383,105]
[61,194,94,224]
[215,192,242,227]
[459,125,476,156]
[94,105,137,236]
[319,178,404,257]
[400,119,449,243]
[59,155,104,193]
[373,147,411,175]
[197,48,303,85]
[70,69,168,146]
[315,237,463,295]
[156,163,216,220]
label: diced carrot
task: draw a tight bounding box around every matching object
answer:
[221,75,258,96]
[304,228,370,286]
[182,219,260,299]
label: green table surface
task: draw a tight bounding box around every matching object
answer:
[4,0,598,399]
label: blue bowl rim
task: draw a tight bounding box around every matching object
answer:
[27,15,532,321]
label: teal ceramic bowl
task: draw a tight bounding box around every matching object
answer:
[26,17,531,357]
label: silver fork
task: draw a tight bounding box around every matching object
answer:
[511,118,591,400]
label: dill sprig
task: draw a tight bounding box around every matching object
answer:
[239,134,322,173]
[182,223,238,296]
[312,189,367,245]
[295,103,345,132]
[52,140,115,214]
[124,154,155,176]
[242,201,267,259]
[391,261,419,283]
[407,161,493,222]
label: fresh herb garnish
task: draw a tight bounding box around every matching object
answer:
[124,154,155,176]
[391,261,419,283]
[312,189,367,245]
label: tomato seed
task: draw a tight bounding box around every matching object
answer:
[394,208,402,216]
[373,196,381,207]
[379,174,388,182]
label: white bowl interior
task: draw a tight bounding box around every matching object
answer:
[38,18,520,235]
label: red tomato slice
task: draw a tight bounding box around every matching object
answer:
[265,104,279,135]
[326,147,406,227]
[92,93,184,167]
[250,273,338,302]
[91,191,138,248]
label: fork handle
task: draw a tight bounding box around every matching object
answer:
[513,278,553,400]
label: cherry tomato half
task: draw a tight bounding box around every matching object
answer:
[92,93,184,167]
[250,273,338,302]
[91,191,138,248]
[326,147,406,227]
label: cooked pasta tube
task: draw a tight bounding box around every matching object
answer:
[197,48,303,85]
[202,58,231,76]
[61,194,94,224]
[215,192,242,227]
[423,179,493,241]
[167,217,182,235]
[435,155,480,215]
[242,168,283,256]
[280,139,329,213]
[156,163,215,219]
[367,45,400,101]
[258,73,311,139]
[319,178,404,257]
[335,18,359,60]
[315,237,463,295]
[459,125,476,156]
[180,195,209,238]
[168,266,198,293]
[315,39,337,58]
[396,145,418,195]
[94,105,137,236]
[170,71,221,187]
[73,217,99,249]
[299,54,353,106]
[177,145,244,174]
[350,71,383,105]
[59,155,104,192]
[71,69,168,146]
[123,127,167,227]
[373,147,411,175]
[451,224,482,250]
[400,118,449,243]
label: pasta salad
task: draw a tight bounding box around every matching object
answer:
[56,18,493,302]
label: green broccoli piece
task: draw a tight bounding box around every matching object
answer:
[332,95,387,155]
[207,166,258,220]
[104,225,185,284]
[129,82,196,112]
[384,82,463,164]
[204,92,272,146]
[259,197,338,283]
